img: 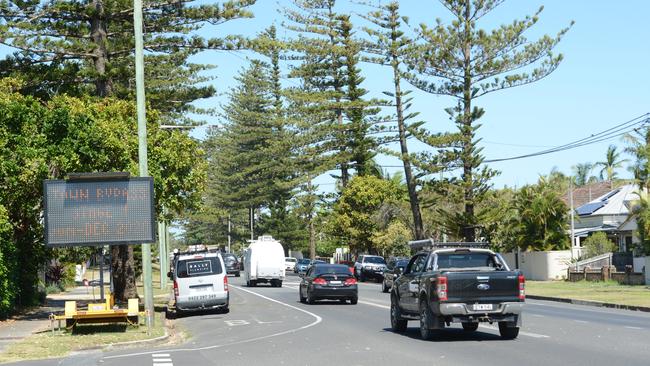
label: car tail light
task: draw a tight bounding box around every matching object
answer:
[344,278,357,286]
[173,280,179,297]
[518,275,525,300]
[313,278,327,285]
[349,267,354,275]
[436,276,448,301]
[224,276,229,292]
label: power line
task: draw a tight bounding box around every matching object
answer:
[484,113,650,163]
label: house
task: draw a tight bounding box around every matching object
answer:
[569,183,644,257]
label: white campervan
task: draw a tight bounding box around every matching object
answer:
[243,235,285,287]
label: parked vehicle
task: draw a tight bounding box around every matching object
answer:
[390,241,525,340]
[299,264,358,304]
[168,249,229,315]
[295,258,311,274]
[243,235,285,287]
[382,258,409,293]
[354,255,388,282]
[307,259,326,272]
[222,253,240,277]
[285,257,298,271]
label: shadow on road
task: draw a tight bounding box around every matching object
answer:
[381,327,504,342]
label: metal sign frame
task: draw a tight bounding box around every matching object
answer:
[43,175,155,247]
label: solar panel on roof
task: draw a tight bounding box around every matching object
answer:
[576,201,606,216]
[599,189,621,202]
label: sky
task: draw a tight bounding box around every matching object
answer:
[185,0,650,190]
[4,1,650,191]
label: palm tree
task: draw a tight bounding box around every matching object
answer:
[572,163,595,186]
[623,128,650,190]
[595,145,628,189]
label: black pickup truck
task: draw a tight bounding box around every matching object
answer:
[390,243,525,340]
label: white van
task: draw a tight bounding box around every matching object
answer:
[243,236,285,287]
[170,250,229,314]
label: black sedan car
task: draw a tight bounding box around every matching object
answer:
[222,253,240,277]
[299,264,358,304]
[381,258,409,293]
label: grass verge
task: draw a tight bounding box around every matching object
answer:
[0,312,166,363]
[527,280,650,307]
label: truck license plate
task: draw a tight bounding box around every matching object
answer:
[472,303,493,311]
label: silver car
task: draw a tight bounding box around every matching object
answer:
[170,250,229,315]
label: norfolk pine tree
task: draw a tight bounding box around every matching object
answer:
[407,0,572,241]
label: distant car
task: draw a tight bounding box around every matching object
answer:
[382,258,409,293]
[285,257,297,271]
[354,255,388,282]
[307,259,326,272]
[299,264,358,304]
[222,253,240,277]
[295,258,311,274]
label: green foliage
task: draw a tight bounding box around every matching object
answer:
[0,204,14,318]
[631,191,650,255]
[406,0,572,241]
[371,221,411,258]
[331,175,403,254]
[582,232,617,259]
[510,178,569,251]
[595,145,627,183]
[0,0,255,122]
[0,78,206,308]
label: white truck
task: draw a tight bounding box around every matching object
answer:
[243,235,286,287]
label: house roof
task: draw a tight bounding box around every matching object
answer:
[561,181,613,208]
[575,184,640,217]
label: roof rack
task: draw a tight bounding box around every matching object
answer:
[408,239,490,251]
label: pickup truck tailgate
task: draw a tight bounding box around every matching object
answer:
[444,271,521,303]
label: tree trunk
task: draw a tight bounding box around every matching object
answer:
[110,245,138,302]
[308,180,316,259]
[90,0,112,97]
[392,56,424,240]
[462,2,475,242]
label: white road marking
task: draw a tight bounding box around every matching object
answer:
[104,285,322,360]
[624,326,643,330]
[531,314,545,318]
[479,324,550,338]
[152,353,173,366]
[152,354,170,358]
[224,320,250,327]
[358,300,390,309]
[574,320,588,323]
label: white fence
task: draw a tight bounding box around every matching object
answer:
[633,256,646,273]
[501,250,572,281]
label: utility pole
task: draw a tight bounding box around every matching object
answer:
[134,0,153,332]
[227,215,231,253]
[569,179,576,269]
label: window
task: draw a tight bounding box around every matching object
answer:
[436,252,498,269]
[364,256,386,264]
[314,265,350,276]
[405,255,426,274]
[176,257,223,278]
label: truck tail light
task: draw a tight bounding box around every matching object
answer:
[173,280,179,297]
[313,278,327,285]
[344,278,357,286]
[224,275,229,292]
[436,276,448,301]
[518,275,525,300]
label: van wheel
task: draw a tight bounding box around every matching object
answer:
[235,272,240,277]
[250,280,257,287]
[277,280,282,288]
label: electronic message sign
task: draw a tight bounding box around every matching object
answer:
[44,177,155,247]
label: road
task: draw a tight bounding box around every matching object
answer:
[11,273,650,366]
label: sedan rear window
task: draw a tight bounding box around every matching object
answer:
[298,259,310,264]
[314,265,351,276]
[176,257,223,278]
[436,253,498,269]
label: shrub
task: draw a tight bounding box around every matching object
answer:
[583,232,617,259]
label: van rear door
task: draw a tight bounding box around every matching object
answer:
[176,255,225,299]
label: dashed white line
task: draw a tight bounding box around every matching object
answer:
[479,325,550,339]
[358,300,390,309]
[624,326,643,330]
[574,320,589,323]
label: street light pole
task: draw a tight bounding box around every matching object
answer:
[134,0,154,332]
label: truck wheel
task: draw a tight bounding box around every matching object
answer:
[498,322,519,339]
[390,295,407,332]
[462,322,479,332]
[419,300,435,341]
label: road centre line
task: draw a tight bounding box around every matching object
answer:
[624,326,643,330]
[103,285,322,360]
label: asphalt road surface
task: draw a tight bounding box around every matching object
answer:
[11,273,650,366]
